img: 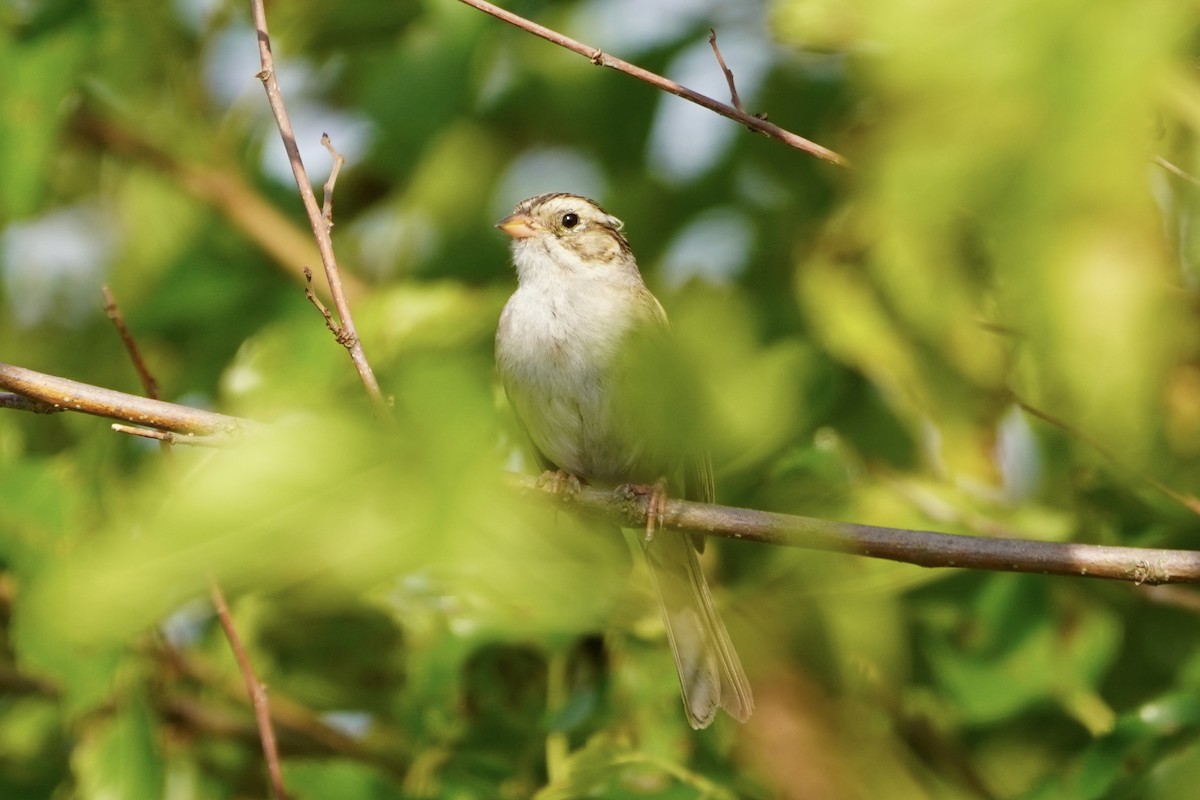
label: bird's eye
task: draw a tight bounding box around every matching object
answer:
[561,212,579,229]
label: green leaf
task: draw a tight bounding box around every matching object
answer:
[0,24,87,218]
[925,576,1121,726]
[71,682,163,800]
[284,759,399,800]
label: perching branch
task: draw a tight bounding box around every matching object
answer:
[511,476,1200,585]
[248,0,386,411]
[456,0,847,167]
[4,363,1198,585]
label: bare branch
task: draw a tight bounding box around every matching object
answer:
[510,475,1200,585]
[0,363,251,435]
[248,0,386,410]
[456,0,847,166]
[210,582,289,800]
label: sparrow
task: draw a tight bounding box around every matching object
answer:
[494,192,753,729]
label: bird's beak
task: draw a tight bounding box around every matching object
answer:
[495,212,537,239]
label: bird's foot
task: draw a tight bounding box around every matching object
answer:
[617,479,668,544]
[537,470,582,499]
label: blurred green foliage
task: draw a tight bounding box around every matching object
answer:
[1,0,1199,797]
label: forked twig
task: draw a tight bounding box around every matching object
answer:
[456,0,846,166]
[249,0,386,410]
[303,267,351,344]
[707,28,744,114]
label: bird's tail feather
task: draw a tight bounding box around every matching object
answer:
[642,532,753,729]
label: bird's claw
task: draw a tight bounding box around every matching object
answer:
[537,470,582,499]
[617,480,669,544]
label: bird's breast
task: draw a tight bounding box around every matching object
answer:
[496,281,636,481]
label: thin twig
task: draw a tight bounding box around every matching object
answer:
[102,286,172,457]
[164,648,410,775]
[456,0,846,166]
[248,0,386,410]
[510,475,1200,585]
[707,28,744,114]
[1018,400,1200,516]
[102,286,160,399]
[210,582,289,800]
[319,133,344,227]
[303,267,348,343]
[0,363,252,435]
[1154,155,1200,187]
[111,423,236,447]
